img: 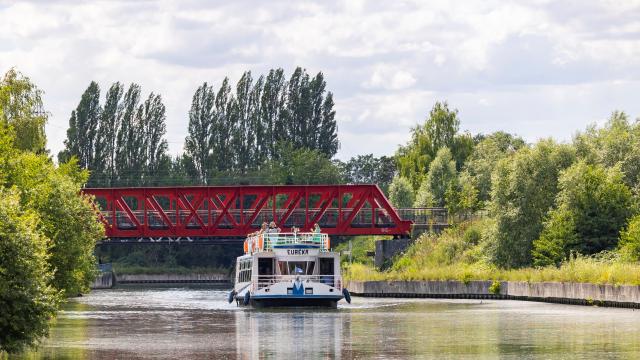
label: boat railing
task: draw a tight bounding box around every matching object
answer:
[252,274,342,291]
[244,232,330,254]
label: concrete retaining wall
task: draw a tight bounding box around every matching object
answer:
[346,280,640,308]
[116,273,229,284]
[91,272,114,289]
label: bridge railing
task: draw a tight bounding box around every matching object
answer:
[245,232,329,254]
[396,208,449,225]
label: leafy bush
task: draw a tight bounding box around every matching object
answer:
[619,215,640,261]
[0,189,60,353]
[489,280,501,294]
[388,176,414,208]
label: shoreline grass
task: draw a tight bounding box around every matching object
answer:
[344,257,640,286]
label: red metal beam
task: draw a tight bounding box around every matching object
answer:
[82,185,412,239]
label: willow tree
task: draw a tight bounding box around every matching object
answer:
[0,69,47,153]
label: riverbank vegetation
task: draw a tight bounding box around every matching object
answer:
[0,69,103,353]
[345,220,640,286]
[347,107,640,285]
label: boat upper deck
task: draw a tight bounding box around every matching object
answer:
[244,232,330,254]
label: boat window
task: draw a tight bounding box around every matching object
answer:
[258,258,274,275]
[319,258,334,275]
[237,259,252,282]
[278,261,315,275]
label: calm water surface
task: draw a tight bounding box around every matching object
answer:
[19,286,640,359]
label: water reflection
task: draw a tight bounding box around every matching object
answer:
[235,310,345,359]
[15,287,640,359]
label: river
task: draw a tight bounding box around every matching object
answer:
[18,286,640,359]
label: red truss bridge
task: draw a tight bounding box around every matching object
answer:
[83,185,447,244]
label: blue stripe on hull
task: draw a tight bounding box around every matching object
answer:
[250,295,343,308]
[252,294,343,300]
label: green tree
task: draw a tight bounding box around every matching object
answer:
[59,81,102,170]
[463,131,525,204]
[574,111,640,190]
[97,82,124,186]
[619,214,640,261]
[0,188,60,354]
[0,69,47,153]
[445,171,479,218]
[261,69,286,160]
[341,154,397,193]
[280,68,338,159]
[414,148,457,207]
[533,162,633,266]
[396,102,462,189]
[212,78,233,172]
[5,154,104,295]
[138,93,169,183]
[185,82,216,183]
[489,140,575,268]
[389,176,415,208]
[267,144,343,185]
[114,83,141,185]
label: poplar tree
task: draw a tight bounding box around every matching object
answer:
[185,82,215,183]
[99,82,124,185]
[233,71,254,173]
[115,84,141,185]
[213,78,233,172]
[59,82,101,169]
[261,69,286,159]
[137,93,169,183]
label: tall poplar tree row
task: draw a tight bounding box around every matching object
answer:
[183,67,339,182]
[61,67,338,186]
[59,82,169,186]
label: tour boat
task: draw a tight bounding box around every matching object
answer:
[228,230,351,308]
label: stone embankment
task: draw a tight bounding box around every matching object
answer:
[116,273,229,284]
[346,280,640,308]
[91,273,230,289]
[91,272,115,289]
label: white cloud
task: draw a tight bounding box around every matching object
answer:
[0,0,639,161]
[363,65,416,90]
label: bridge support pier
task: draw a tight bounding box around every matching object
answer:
[374,223,451,269]
[374,238,412,269]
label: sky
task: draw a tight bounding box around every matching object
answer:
[1,0,640,160]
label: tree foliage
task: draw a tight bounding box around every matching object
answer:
[0,69,47,153]
[59,82,169,186]
[266,144,343,185]
[339,154,396,193]
[0,188,60,353]
[463,131,525,204]
[0,69,103,353]
[574,111,640,190]
[183,68,338,181]
[619,214,640,262]
[489,140,575,268]
[396,102,472,189]
[533,162,633,266]
[388,176,415,208]
[414,148,457,207]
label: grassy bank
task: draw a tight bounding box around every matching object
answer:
[345,259,640,286]
[343,219,640,286]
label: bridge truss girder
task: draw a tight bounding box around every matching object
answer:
[84,185,412,241]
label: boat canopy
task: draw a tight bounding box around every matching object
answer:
[244,232,330,255]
